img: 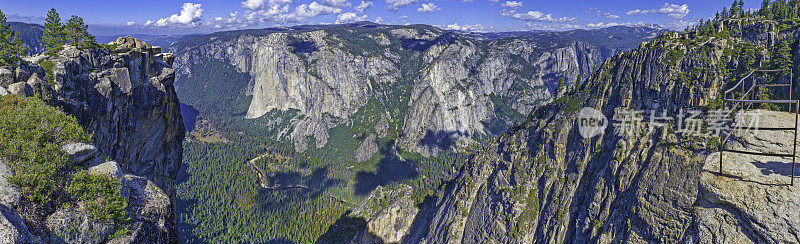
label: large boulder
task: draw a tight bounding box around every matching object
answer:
[13,67,29,84]
[115,174,172,242]
[0,204,36,244]
[0,68,12,87]
[0,87,8,96]
[6,82,32,97]
[61,143,99,166]
[0,159,20,207]
[27,73,54,101]
[115,36,152,50]
[45,208,112,244]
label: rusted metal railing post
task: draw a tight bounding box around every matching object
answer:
[793,101,798,186]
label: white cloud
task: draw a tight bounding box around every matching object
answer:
[417,3,439,13]
[387,0,419,11]
[336,12,367,23]
[355,1,373,12]
[321,0,350,7]
[375,16,383,23]
[627,3,689,19]
[126,21,136,26]
[512,11,576,22]
[586,22,621,28]
[500,9,516,16]
[501,1,522,8]
[589,7,621,19]
[242,0,292,10]
[280,2,342,22]
[146,3,204,27]
[441,22,486,32]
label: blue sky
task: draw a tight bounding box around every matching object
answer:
[2,0,760,35]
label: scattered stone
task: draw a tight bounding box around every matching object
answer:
[45,208,112,244]
[26,73,54,101]
[6,82,32,97]
[0,204,35,244]
[89,161,123,183]
[13,67,29,84]
[60,143,98,166]
[0,159,20,207]
[0,68,12,87]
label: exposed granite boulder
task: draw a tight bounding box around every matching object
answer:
[45,208,112,244]
[0,159,20,208]
[0,68,12,87]
[0,204,35,244]
[13,67,29,84]
[114,174,172,242]
[89,161,124,183]
[26,73,54,101]
[61,143,99,166]
[7,82,32,97]
[115,36,152,50]
[0,87,8,96]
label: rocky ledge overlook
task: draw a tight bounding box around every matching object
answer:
[0,36,183,243]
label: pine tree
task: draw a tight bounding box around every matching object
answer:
[65,15,96,49]
[0,9,27,65]
[761,0,772,17]
[42,8,66,51]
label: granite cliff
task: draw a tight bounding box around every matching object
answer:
[0,36,183,243]
[170,23,660,156]
[343,18,800,243]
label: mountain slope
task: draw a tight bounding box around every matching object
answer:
[171,23,662,156]
[392,17,800,243]
[9,22,44,55]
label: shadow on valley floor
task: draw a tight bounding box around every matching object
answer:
[315,211,371,243]
[418,130,466,152]
[260,166,342,200]
[354,140,418,195]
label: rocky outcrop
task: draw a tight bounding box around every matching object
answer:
[45,208,113,244]
[400,19,800,243]
[350,185,418,243]
[0,37,183,243]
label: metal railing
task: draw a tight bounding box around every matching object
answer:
[719,68,799,185]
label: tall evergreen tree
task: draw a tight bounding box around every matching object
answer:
[65,15,96,49]
[0,9,27,65]
[761,0,772,17]
[42,8,66,51]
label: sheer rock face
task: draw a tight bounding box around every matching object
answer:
[48,44,184,204]
[0,39,184,243]
[350,185,419,243]
[172,25,627,156]
[403,20,800,243]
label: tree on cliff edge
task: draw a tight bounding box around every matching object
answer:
[42,8,66,51]
[0,9,27,66]
[65,15,97,49]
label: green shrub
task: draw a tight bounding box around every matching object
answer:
[0,95,90,205]
[39,60,56,86]
[68,170,128,223]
